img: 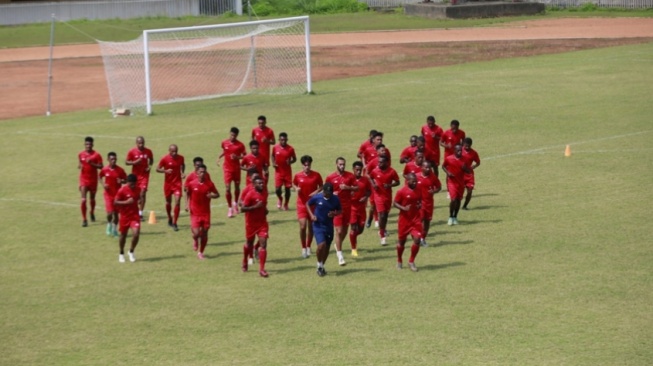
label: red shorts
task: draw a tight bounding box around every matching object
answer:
[296,201,309,220]
[79,178,98,193]
[103,192,117,213]
[246,221,269,241]
[136,174,149,190]
[164,182,183,198]
[223,169,241,186]
[373,194,392,213]
[447,180,464,201]
[398,220,423,242]
[191,214,211,230]
[274,172,293,188]
[333,206,351,227]
[119,217,141,234]
[349,204,367,227]
[421,200,434,221]
[464,173,475,189]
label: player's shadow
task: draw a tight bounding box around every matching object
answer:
[328,267,383,276]
[458,219,502,225]
[208,239,242,247]
[462,205,506,210]
[268,218,297,225]
[432,239,474,247]
[138,230,169,236]
[139,254,185,262]
[272,264,319,274]
[473,193,499,198]
[416,261,466,271]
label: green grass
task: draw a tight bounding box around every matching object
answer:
[1,10,652,48]
[1,41,652,365]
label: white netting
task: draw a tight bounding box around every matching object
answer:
[98,17,310,115]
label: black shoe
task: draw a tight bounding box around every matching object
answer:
[317,267,326,277]
[90,213,96,222]
[173,224,179,232]
[462,206,469,210]
[168,219,173,227]
[365,219,372,228]
[82,220,88,227]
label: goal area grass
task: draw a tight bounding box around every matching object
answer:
[0,41,652,365]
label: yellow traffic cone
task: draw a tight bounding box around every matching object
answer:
[564,145,571,157]
[148,210,157,224]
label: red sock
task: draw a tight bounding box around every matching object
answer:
[409,243,420,263]
[234,190,240,204]
[226,191,232,207]
[80,199,87,220]
[259,248,267,271]
[243,244,250,264]
[174,205,180,224]
[166,202,172,220]
[200,234,208,253]
[396,244,405,263]
[349,231,357,249]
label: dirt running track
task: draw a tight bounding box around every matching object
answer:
[1,18,652,120]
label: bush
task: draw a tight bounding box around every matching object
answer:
[249,0,368,15]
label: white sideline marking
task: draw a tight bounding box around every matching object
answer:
[485,130,652,161]
[0,198,78,207]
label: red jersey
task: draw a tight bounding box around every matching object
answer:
[421,123,444,164]
[370,166,400,199]
[157,154,185,186]
[293,171,323,204]
[357,139,374,163]
[326,171,356,208]
[242,188,268,225]
[115,184,141,221]
[272,143,296,177]
[99,164,127,196]
[416,172,441,205]
[185,179,219,217]
[462,147,480,176]
[403,161,421,177]
[400,145,418,164]
[251,126,275,164]
[351,175,372,208]
[220,138,246,173]
[441,129,466,158]
[442,155,467,186]
[185,170,212,186]
[394,185,422,225]
[126,147,154,177]
[79,149,103,185]
[241,153,266,184]
[363,146,392,167]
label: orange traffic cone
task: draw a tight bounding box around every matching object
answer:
[148,210,157,224]
[564,145,571,157]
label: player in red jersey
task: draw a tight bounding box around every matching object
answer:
[125,136,154,221]
[402,149,425,178]
[369,156,400,245]
[421,115,444,174]
[271,132,296,211]
[217,127,246,218]
[357,129,377,164]
[442,144,471,225]
[156,144,185,231]
[99,151,127,237]
[185,157,212,186]
[461,137,481,210]
[292,155,323,258]
[114,174,142,263]
[363,144,389,229]
[184,164,220,259]
[440,119,466,160]
[416,161,442,247]
[393,173,423,272]
[239,168,266,265]
[399,135,419,164]
[251,115,275,178]
[349,161,372,257]
[240,176,270,277]
[326,157,357,266]
[78,136,103,227]
[362,131,392,167]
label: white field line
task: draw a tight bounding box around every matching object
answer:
[0,197,227,210]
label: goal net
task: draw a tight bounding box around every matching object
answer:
[98,16,311,115]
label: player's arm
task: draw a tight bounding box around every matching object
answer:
[125,152,140,166]
[155,161,167,174]
[207,185,220,199]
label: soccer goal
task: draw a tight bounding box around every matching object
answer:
[98,16,311,115]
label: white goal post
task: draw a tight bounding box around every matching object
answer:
[98,16,312,115]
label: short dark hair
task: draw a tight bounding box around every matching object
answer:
[249,140,260,147]
[376,144,386,150]
[197,164,207,170]
[108,151,117,159]
[230,127,239,135]
[193,157,204,164]
[464,137,473,145]
[300,155,313,165]
[85,136,94,143]
[336,157,345,163]
[258,115,266,121]
[353,161,363,169]
[127,174,137,183]
[279,132,288,139]
[451,119,460,127]
[427,116,435,123]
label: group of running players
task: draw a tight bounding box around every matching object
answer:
[77,115,480,277]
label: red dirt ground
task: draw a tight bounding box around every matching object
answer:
[1,18,652,120]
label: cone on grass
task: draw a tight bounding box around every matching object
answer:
[564,145,571,157]
[148,211,157,224]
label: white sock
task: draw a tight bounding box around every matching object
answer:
[337,250,343,258]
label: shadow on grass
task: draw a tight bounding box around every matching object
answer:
[433,239,474,247]
[326,267,383,276]
[458,219,502,225]
[462,205,506,210]
[418,261,466,271]
[268,217,297,225]
[473,193,499,198]
[140,254,186,262]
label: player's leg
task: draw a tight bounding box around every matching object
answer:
[242,235,255,271]
[128,223,140,262]
[396,238,406,269]
[199,226,209,258]
[233,180,241,214]
[118,222,128,262]
[334,223,345,266]
[298,217,308,257]
[224,180,234,217]
[463,186,473,210]
[172,192,181,230]
[80,185,89,226]
[139,187,148,221]
[89,188,97,222]
[408,232,420,272]
[191,225,200,252]
[275,186,283,209]
[257,235,268,277]
[283,185,291,210]
[165,193,173,226]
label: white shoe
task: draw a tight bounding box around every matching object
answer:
[306,247,311,257]
[302,248,308,258]
[374,221,379,229]
[248,257,254,265]
[128,252,135,262]
[380,237,387,246]
[448,217,454,226]
[118,254,125,263]
[232,202,239,214]
[452,217,459,225]
[420,238,428,247]
[227,208,234,218]
[338,256,346,266]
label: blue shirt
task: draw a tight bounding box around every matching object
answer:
[307,193,342,229]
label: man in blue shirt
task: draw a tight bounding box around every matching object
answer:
[307,182,342,277]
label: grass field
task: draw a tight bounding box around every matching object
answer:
[1,41,652,365]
